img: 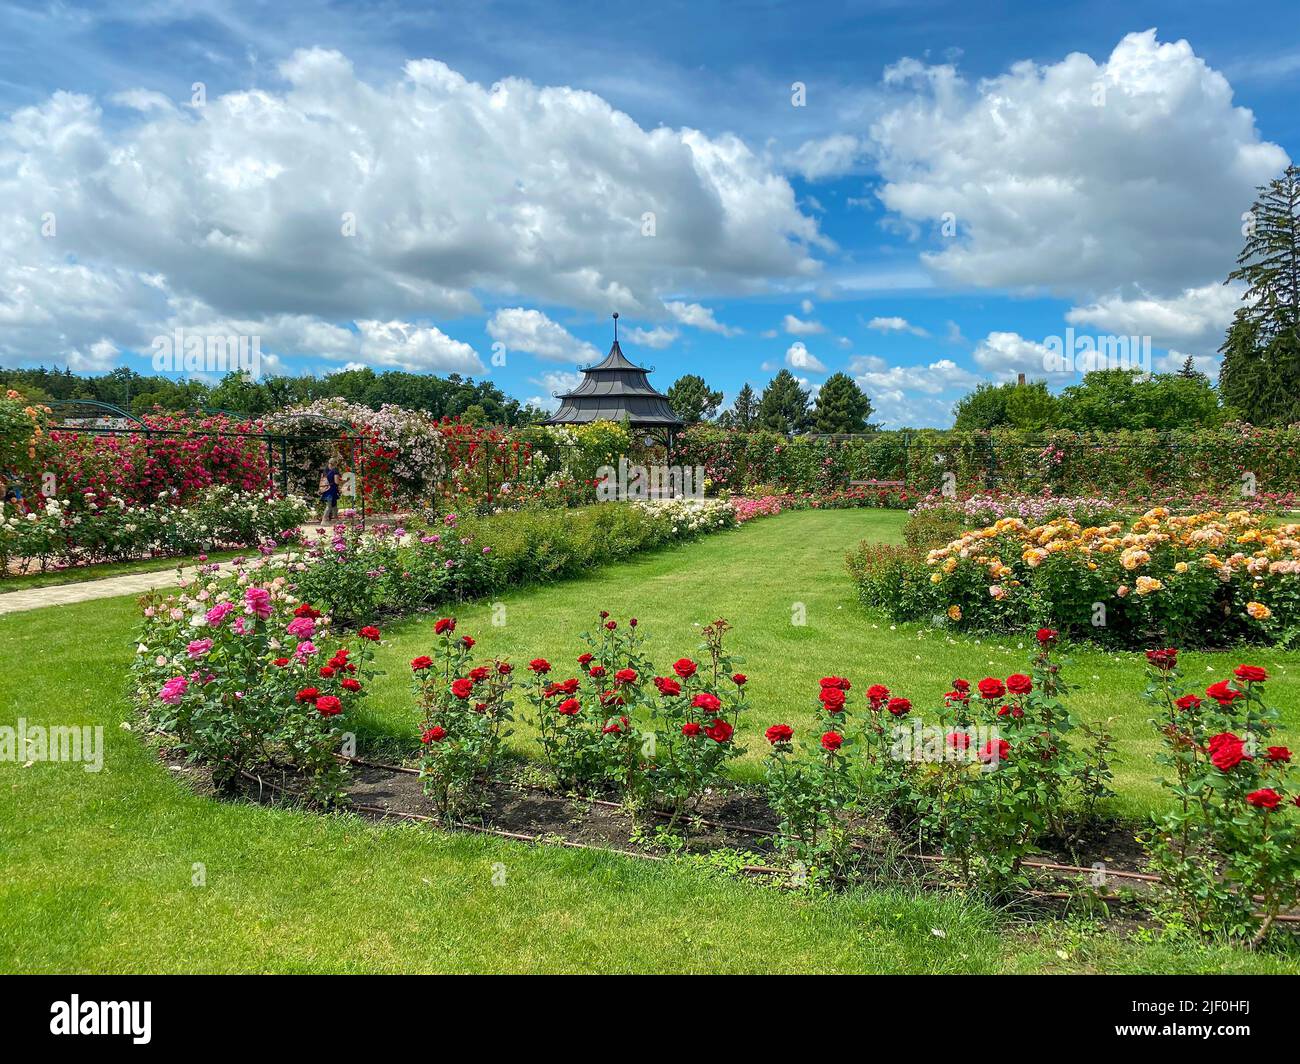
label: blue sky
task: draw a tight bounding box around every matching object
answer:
[1,0,1297,424]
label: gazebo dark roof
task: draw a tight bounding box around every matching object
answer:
[544,315,683,434]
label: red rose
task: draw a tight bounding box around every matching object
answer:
[469,666,491,683]
[820,730,844,752]
[1006,673,1032,695]
[1207,731,1251,771]
[978,677,1006,700]
[421,725,446,744]
[681,722,702,738]
[1206,680,1243,706]
[732,673,747,686]
[295,686,320,703]
[497,662,513,675]
[461,636,475,649]
[819,686,847,713]
[1234,665,1267,684]
[692,692,722,712]
[819,676,851,691]
[1266,746,1292,763]
[341,678,362,692]
[654,676,682,696]
[1145,648,1178,670]
[450,678,474,699]
[765,724,793,744]
[319,666,336,678]
[952,678,970,693]
[673,658,697,678]
[947,731,971,751]
[273,657,290,667]
[886,697,911,717]
[315,695,343,717]
[411,656,433,672]
[979,738,1010,764]
[866,684,890,706]
[704,719,734,743]
[556,698,580,716]
[604,621,617,630]
[588,665,607,679]
[358,626,380,641]
[1174,694,1202,711]
[1035,628,1058,644]
[1246,788,1281,810]
[577,653,594,666]
[615,668,638,684]
[528,658,551,674]
[603,716,630,734]
[434,617,456,635]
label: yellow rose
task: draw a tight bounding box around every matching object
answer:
[1246,601,1272,621]
[947,605,962,621]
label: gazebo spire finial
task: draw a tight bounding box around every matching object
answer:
[612,311,619,343]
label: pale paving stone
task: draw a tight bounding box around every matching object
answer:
[0,516,405,615]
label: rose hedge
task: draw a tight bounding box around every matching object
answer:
[46,412,271,508]
[850,509,1300,648]
[1,487,310,573]
[673,423,1300,499]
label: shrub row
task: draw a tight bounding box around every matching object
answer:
[275,499,739,622]
[672,423,1300,498]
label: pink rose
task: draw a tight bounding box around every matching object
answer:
[205,602,234,627]
[244,586,272,620]
[286,616,316,639]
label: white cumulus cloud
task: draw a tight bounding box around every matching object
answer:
[0,50,819,369]
[785,341,827,372]
[870,30,1288,299]
[486,308,599,364]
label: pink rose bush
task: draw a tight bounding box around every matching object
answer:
[133,558,380,805]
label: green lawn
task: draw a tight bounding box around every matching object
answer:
[2,510,1298,973]
[357,508,1300,819]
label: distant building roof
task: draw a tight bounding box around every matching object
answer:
[544,315,683,431]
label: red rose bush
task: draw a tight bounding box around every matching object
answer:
[409,613,748,825]
[1142,653,1300,944]
[760,630,1116,890]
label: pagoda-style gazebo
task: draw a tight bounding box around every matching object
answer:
[544,314,684,446]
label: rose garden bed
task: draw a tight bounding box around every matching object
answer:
[133,539,1300,946]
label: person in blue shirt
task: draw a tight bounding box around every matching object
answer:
[319,456,341,522]
[1,468,23,506]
